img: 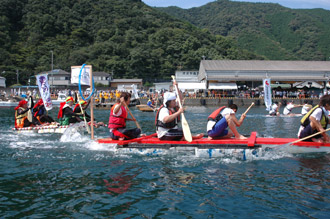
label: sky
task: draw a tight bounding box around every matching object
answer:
[142,0,330,10]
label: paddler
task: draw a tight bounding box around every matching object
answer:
[269,101,281,116]
[147,96,156,109]
[57,96,83,125]
[33,99,55,125]
[15,100,36,128]
[301,100,312,115]
[283,101,302,115]
[108,92,142,140]
[73,99,104,128]
[298,94,330,142]
[73,99,91,122]
[155,90,203,141]
[207,104,247,140]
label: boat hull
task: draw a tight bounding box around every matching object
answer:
[97,132,330,154]
[13,125,69,134]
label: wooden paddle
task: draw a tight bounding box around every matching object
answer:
[122,100,141,130]
[77,94,91,134]
[171,75,193,142]
[243,102,255,115]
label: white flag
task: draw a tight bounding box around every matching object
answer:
[36,74,53,110]
[263,78,272,111]
[71,65,91,85]
[131,84,139,99]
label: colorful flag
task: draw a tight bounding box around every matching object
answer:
[263,78,272,111]
[36,74,53,110]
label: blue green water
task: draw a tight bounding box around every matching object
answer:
[0,106,329,218]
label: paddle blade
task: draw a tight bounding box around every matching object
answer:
[181,114,192,142]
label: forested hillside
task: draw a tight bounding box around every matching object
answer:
[0,0,259,86]
[158,0,330,61]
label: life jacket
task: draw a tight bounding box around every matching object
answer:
[208,106,226,122]
[15,107,28,128]
[108,103,127,129]
[155,105,180,130]
[301,105,328,129]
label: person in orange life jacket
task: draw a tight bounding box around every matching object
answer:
[33,99,55,125]
[207,104,247,140]
[57,96,83,124]
[298,94,330,143]
[15,100,39,128]
[108,92,142,140]
[155,90,203,141]
[73,99,91,122]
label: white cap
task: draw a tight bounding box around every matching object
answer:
[163,92,176,105]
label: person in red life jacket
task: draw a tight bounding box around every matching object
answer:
[57,96,83,125]
[298,94,330,142]
[108,92,142,140]
[207,104,247,140]
[33,99,55,125]
[155,91,203,141]
[15,100,36,128]
[73,99,91,122]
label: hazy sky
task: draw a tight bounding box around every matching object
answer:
[142,0,330,10]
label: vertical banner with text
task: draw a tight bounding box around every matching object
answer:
[263,78,272,111]
[36,74,53,110]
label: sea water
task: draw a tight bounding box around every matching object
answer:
[0,106,329,218]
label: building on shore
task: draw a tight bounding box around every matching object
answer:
[198,60,330,89]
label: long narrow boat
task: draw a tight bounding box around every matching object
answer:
[97,132,330,155]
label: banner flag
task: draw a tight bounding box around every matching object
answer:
[71,65,91,85]
[36,74,53,110]
[131,84,139,99]
[263,78,272,111]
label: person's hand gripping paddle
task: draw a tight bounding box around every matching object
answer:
[171,75,192,142]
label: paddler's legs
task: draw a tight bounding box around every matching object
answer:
[226,115,247,140]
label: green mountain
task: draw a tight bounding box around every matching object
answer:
[157,0,330,61]
[0,0,259,86]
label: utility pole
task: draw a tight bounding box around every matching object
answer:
[16,69,19,84]
[51,50,54,91]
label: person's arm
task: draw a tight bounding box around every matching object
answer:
[232,113,246,127]
[310,116,329,141]
[113,97,124,114]
[163,108,183,124]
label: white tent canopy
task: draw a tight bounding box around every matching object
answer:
[208,82,238,90]
[293,81,323,89]
[178,82,206,90]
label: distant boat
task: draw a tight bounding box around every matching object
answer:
[52,93,66,106]
[0,100,18,107]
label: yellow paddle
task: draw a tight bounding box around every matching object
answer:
[171,75,192,142]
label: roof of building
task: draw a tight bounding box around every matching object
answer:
[199,60,330,81]
[200,60,330,71]
[111,79,143,83]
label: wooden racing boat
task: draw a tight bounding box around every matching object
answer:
[97,132,330,154]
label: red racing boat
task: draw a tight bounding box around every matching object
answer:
[97,132,330,154]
